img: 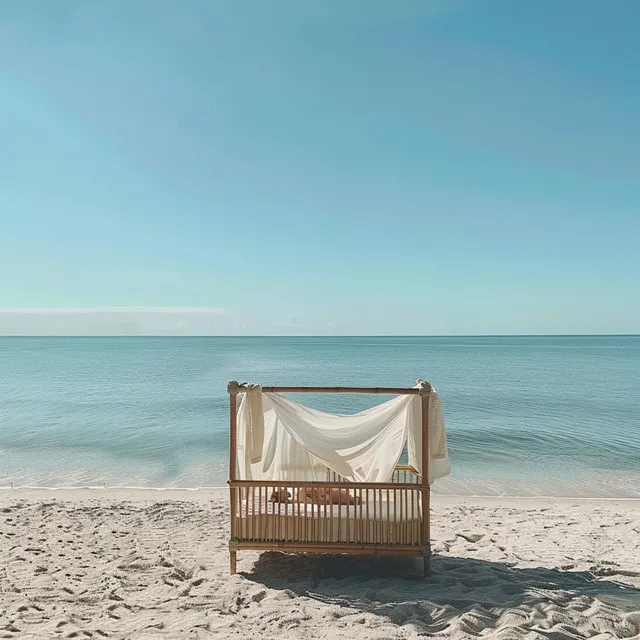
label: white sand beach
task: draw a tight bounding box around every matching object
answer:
[1,489,639,639]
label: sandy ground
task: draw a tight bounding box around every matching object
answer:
[1,488,639,639]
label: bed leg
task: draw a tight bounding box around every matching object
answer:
[423,551,431,578]
[229,542,238,575]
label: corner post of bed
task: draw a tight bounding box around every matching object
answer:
[228,380,240,575]
[420,385,431,578]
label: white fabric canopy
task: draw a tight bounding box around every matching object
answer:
[235,382,450,485]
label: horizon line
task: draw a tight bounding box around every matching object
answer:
[0,333,638,338]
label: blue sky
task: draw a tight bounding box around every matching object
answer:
[0,0,638,335]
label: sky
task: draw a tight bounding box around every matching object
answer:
[0,0,638,336]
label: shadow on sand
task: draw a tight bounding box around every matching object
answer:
[242,552,640,635]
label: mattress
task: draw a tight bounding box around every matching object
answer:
[236,497,423,545]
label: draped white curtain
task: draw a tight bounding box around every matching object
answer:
[235,387,450,485]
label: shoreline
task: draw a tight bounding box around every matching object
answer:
[5,467,640,500]
[2,486,640,507]
[3,475,640,500]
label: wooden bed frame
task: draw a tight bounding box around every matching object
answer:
[227,382,433,577]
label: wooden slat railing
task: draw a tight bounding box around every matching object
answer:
[230,466,423,547]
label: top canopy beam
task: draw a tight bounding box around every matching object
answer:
[227,381,432,395]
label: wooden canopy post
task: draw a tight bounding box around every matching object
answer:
[228,381,239,575]
[421,389,431,577]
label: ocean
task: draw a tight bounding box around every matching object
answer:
[1,336,639,497]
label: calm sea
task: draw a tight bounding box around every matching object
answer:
[1,336,639,497]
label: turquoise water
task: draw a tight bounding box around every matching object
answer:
[1,336,639,496]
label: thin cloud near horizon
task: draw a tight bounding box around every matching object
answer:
[0,307,228,314]
[0,307,232,335]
